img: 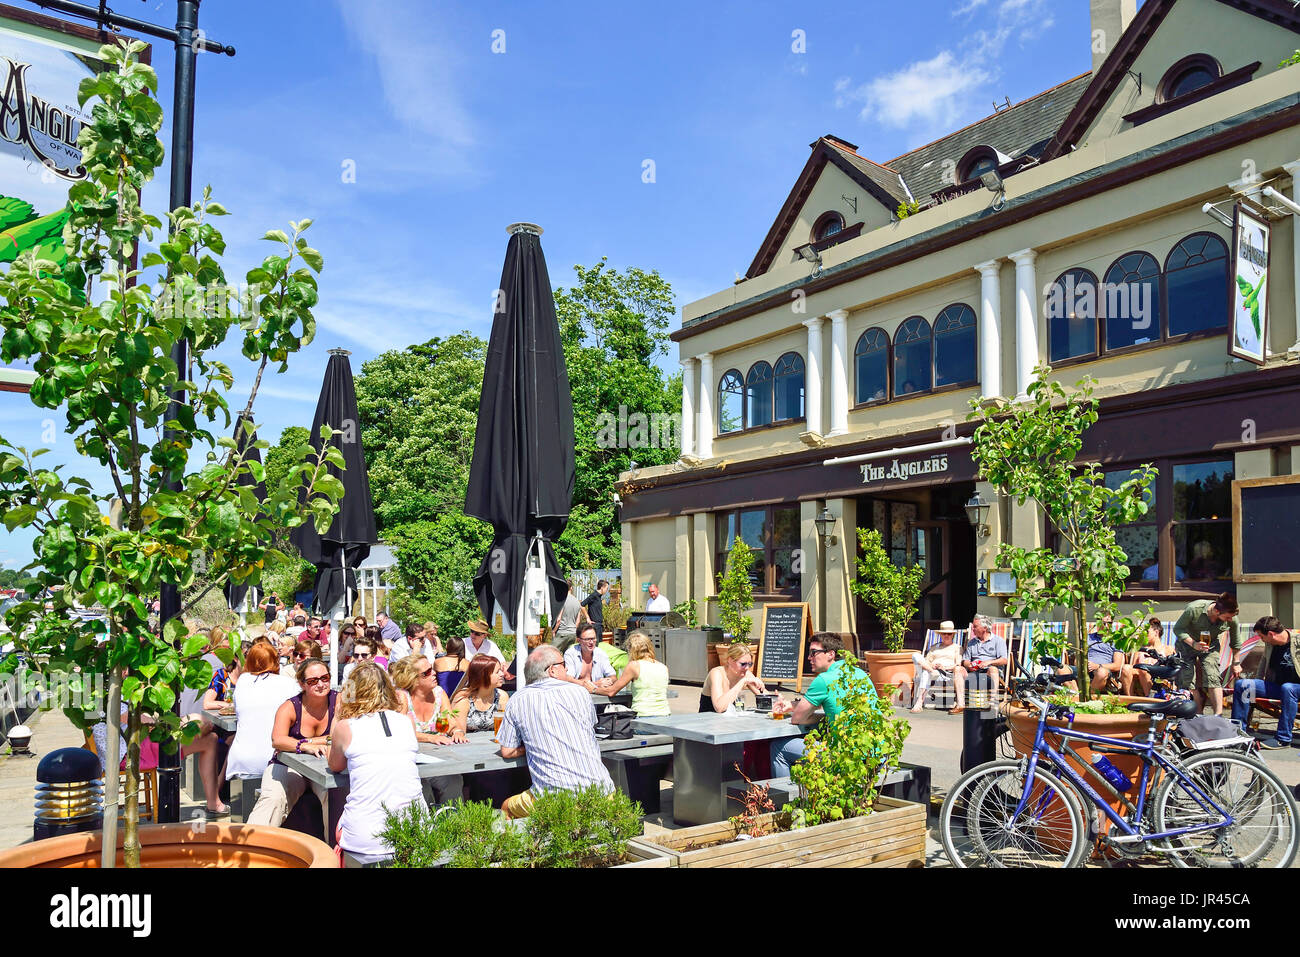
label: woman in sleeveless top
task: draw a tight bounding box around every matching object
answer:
[596,631,671,717]
[226,641,301,779]
[388,655,464,743]
[247,658,338,827]
[328,663,423,866]
[451,654,509,734]
[700,642,766,713]
[434,635,470,697]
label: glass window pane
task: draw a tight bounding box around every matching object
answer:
[746,362,772,428]
[772,507,800,548]
[1173,461,1232,520]
[773,353,804,421]
[934,304,977,387]
[1166,234,1228,337]
[1047,269,1098,362]
[1175,523,1232,583]
[718,370,743,434]
[855,347,888,404]
[893,318,930,396]
[749,554,767,590]
[1103,468,1156,510]
[739,510,765,549]
[1103,252,1161,350]
[1114,524,1160,585]
[1170,67,1215,99]
[773,549,799,590]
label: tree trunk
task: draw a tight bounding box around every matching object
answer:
[1073,597,1089,702]
[123,708,141,868]
[100,665,122,869]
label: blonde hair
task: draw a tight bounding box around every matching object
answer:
[339,662,400,720]
[627,631,656,662]
[268,620,286,635]
[722,643,752,665]
[387,656,427,694]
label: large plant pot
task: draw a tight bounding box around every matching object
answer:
[1006,695,1163,846]
[863,651,914,700]
[635,796,925,867]
[0,822,338,868]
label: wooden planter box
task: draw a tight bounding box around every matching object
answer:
[612,839,675,868]
[634,796,925,868]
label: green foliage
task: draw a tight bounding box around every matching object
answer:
[1047,691,1130,715]
[672,599,698,629]
[850,528,924,653]
[0,41,341,864]
[895,200,921,219]
[603,586,630,632]
[0,653,21,676]
[728,766,776,838]
[715,540,755,641]
[968,368,1157,699]
[790,652,910,826]
[1281,50,1300,68]
[381,786,644,868]
[384,515,492,636]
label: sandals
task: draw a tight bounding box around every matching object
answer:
[202,804,231,819]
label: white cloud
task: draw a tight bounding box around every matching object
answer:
[953,0,989,16]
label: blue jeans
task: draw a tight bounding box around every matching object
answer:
[1231,679,1300,743]
[770,736,805,778]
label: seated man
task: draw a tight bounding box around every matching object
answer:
[561,622,616,690]
[1085,615,1128,695]
[771,634,874,777]
[952,615,1007,715]
[1231,616,1300,750]
[906,620,962,713]
[497,646,614,818]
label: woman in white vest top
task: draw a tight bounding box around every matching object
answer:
[327,663,423,867]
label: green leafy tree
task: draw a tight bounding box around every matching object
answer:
[0,41,342,864]
[850,528,924,653]
[716,540,755,641]
[384,514,492,636]
[968,368,1157,700]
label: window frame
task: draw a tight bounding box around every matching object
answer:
[1156,54,1222,104]
[772,351,806,424]
[1045,267,1101,368]
[1099,249,1163,355]
[744,360,774,430]
[1163,231,1230,342]
[715,504,802,600]
[957,146,1000,184]
[810,211,846,243]
[853,327,891,408]
[892,315,933,399]
[932,302,979,391]
[717,368,744,435]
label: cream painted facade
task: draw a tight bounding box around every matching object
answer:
[620,0,1300,648]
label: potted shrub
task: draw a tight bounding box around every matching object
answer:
[379,785,671,867]
[638,652,925,867]
[0,41,343,867]
[711,540,757,668]
[851,528,924,699]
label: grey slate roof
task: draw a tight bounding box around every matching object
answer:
[828,143,915,206]
[885,72,1093,201]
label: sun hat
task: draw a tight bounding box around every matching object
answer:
[466,619,491,635]
[937,620,957,633]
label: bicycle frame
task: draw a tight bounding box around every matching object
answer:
[1016,702,1234,842]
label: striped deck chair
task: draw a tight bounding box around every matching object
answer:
[1018,620,1069,677]
[915,628,967,709]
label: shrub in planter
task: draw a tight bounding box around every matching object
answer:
[715,541,755,643]
[850,528,923,696]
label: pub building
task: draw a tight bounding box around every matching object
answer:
[617,0,1300,652]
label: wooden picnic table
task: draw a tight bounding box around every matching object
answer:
[629,712,810,826]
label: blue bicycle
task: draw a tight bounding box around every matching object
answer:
[940,659,1298,868]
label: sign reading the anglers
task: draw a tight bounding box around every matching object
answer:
[756,602,811,691]
[860,453,949,485]
[1230,203,1269,365]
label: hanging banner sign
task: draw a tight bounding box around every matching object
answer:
[1229,203,1269,366]
[860,453,950,485]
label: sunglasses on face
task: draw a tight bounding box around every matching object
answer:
[303,675,330,687]
[738,661,753,669]
[354,652,372,659]
[418,668,434,678]
[808,648,828,658]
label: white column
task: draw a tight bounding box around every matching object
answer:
[1284,160,1300,356]
[1008,248,1040,400]
[802,317,824,435]
[975,259,1003,400]
[697,352,714,459]
[827,309,849,435]
[679,357,697,458]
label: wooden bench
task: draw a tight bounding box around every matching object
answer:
[602,744,674,814]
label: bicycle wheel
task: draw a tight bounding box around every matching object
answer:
[1153,751,1298,868]
[940,759,1087,868]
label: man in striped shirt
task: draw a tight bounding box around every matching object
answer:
[498,645,614,818]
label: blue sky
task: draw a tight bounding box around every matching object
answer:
[0,0,1099,569]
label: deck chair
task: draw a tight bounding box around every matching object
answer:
[83,730,158,823]
[1019,620,1069,677]
[913,628,967,709]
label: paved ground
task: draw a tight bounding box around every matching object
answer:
[4,685,1298,865]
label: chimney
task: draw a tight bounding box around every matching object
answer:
[1090,0,1137,72]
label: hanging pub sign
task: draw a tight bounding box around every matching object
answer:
[1229,203,1269,365]
[859,452,950,485]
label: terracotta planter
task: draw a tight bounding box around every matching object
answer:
[636,796,925,867]
[863,651,914,700]
[0,823,338,868]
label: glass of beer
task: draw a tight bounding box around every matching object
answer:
[493,711,504,738]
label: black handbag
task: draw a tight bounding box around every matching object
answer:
[595,706,634,739]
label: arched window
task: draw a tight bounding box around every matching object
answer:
[1102,252,1161,351]
[773,352,805,422]
[1165,233,1228,338]
[854,328,889,405]
[933,303,977,388]
[1158,55,1221,103]
[745,361,773,428]
[1046,268,1099,362]
[811,212,844,242]
[893,317,931,397]
[718,369,743,434]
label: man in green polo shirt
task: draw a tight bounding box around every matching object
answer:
[770,633,874,776]
[1173,592,1242,716]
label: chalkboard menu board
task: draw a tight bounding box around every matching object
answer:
[1234,477,1300,582]
[756,603,811,691]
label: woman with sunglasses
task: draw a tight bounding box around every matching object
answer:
[292,639,323,663]
[342,639,376,684]
[700,642,768,712]
[388,656,464,744]
[247,657,339,827]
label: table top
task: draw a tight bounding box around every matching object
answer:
[203,709,237,732]
[630,711,810,745]
[277,730,673,789]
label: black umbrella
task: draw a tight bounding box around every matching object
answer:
[225,413,266,613]
[291,348,378,627]
[466,223,573,655]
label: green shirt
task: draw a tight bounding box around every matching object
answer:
[804,660,874,721]
[1173,599,1241,655]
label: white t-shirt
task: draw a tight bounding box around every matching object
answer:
[339,710,423,861]
[646,594,670,613]
[225,672,301,779]
[464,635,506,665]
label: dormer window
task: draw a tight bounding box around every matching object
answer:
[1158,55,1222,103]
[956,146,1009,185]
[811,212,845,242]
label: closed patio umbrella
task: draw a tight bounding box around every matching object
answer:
[465,223,574,686]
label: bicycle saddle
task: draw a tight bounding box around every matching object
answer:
[1136,663,1179,679]
[1127,698,1197,718]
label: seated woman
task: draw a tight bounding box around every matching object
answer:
[1130,617,1174,696]
[388,656,464,744]
[327,663,424,867]
[452,654,510,735]
[225,641,301,781]
[366,625,390,669]
[590,631,670,717]
[434,635,470,698]
[247,658,338,827]
[700,642,766,712]
[292,638,323,664]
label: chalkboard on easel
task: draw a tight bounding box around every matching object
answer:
[756,602,811,692]
[1234,476,1300,582]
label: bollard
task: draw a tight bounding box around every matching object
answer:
[33,747,103,842]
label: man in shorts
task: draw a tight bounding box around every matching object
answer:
[1173,591,1241,715]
